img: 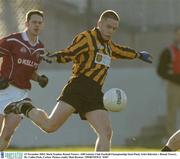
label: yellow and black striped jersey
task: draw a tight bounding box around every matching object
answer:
[56,28,138,86]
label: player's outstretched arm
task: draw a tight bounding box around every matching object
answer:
[41,33,88,64]
[110,41,152,63]
[39,50,60,63]
[42,50,73,64]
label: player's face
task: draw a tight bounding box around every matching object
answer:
[26,14,44,36]
[98,18,119,41]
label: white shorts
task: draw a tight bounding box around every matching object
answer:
[0,85,29,114]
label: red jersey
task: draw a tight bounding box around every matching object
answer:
[169,45,180,74]
[0,32,44,89]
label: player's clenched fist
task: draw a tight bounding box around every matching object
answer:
[37,75,48,88]
[0,77,9,89]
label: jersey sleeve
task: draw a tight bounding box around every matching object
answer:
[109,41,138,60]
[0,36,12,56]
[56,34,89,63]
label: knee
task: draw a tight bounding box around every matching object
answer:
[41,122,59,133]
[99,127,113,140]
[106,127,113,140]
[43,127,57,133]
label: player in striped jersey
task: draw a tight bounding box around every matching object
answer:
[4,10,152,151]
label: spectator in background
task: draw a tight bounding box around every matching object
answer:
[157,27,180,136]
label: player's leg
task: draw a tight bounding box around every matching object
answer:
[167,98,176,135]
[162,129,180,151]
[0,114,22,151]
[0,114,4,132]
[4,98,75,132]
[23,100,75,133]
[85,109,113,151]
[0,114,4,134]
[0,85,30,150]
[0,114,6,151]
[166,82,177,135]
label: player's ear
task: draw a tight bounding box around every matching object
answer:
[25,21,29,28]
[97,20,102,28]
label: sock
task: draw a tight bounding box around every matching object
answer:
[161,146,172,151]
[20,103,35,117]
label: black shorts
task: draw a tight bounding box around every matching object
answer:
[58,74,106,120]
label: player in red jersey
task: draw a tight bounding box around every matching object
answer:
[0,10,48,150]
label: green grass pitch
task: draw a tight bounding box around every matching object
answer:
[6,146,160,152]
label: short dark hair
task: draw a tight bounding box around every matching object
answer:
[99,10,120,21]
[26,10,44,22]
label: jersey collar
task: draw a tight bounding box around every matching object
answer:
[21,31,39,46]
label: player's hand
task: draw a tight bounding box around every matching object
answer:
[0,77,9,89]
[40,50,58,63]
[37,75,48,88]
[138,51,152,63]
